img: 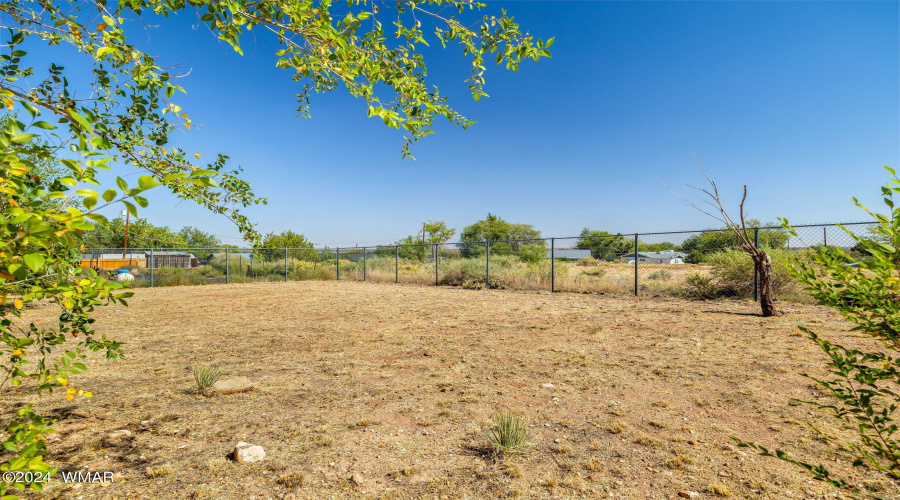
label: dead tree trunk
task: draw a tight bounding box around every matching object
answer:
[748,246,779,317]
[671,151,782,317]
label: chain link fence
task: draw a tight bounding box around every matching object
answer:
[81,222,877,302]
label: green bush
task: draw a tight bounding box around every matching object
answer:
[648,269,672,281]
[680,273,719,299]
[483,412,532,457]
[736,167,900,491]
[681,248,814,299]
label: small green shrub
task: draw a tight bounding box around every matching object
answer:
[577,256,600,266]
[648,269,672,281]
[484,412,532,457]
[680,273,719,299]
[582,268,606,278]
[193,364,224,394]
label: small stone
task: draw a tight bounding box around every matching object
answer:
[350,472,364,485]
[721,444,735,451]
[283,495,296,500]
[718,471,732,477]
[554,438,563,443]
[678,491,699,499]
[233,442,266,463]
[212,377,256,395]
[541,383,555,389]
[103,430,132,444]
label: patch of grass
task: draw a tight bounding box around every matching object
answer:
[207,457,229,471]
[146,464,173,478]
[649,420,667,428]
[551,443,573,454]
[483,412,532,457]
[664,454,693,470]
[651,400,669,408]
[278,470,305,488]
[607,421,628,434]
[584,456,603,471]
[193,364,224,394]
[707,482,732,496]
[634,434,661,447]
[500,461,522,478]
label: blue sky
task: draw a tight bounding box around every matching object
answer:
[23,1,900,247]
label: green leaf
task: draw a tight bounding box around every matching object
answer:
[102,189,117,203]
[137,175,160,190]
[68,110,93,132]
[23,253,45,272]
[122,200,137,216]
[31,121,57,130]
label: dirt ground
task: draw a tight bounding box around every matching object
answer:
[3,281,897,499]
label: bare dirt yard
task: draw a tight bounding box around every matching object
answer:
[4,281,897,499]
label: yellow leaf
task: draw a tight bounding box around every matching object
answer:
[12,349,22,356]
[58,378,69,386]
[66,388,76,394]
[181,112,188,119]
[97,22,108,31]
[66,394,74,401]
[64,299,75,309]
[83,392,93,398]
[14,298,23,309]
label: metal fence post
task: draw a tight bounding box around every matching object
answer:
[363,247,367,281]
[395,246,399,283]
[285,248,288,282]
[434,243,439,286]
[225,248,229,284]
[550,238,555,292]
[753,227,759,301]
[486,240,491,287]
[336,247,340,280]
[633,234,639,296]
[150,248,154,287]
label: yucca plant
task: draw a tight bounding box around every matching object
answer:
[193,364,224,395]
[484,412,532,457]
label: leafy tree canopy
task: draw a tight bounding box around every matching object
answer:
[177,226,221,248]
[459,213,543,257]
[575,228,633,259]
[81,216,185,248]
[261,230,313,249]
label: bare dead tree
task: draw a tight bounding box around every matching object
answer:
[671,151,781,317]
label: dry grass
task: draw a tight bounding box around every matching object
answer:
[4,280,897,499]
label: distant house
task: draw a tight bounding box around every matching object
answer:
[621,250,687,264]
[145,252,199,269]
[546,249,592,260]
[80,253,146,270]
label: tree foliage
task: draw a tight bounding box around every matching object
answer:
[459,213,543,258]
[681,220,788,263]
[575,228,633,259]
[1,0,550,494]
[735,166,900,492]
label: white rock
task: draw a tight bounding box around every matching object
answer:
[541,383,555,389]
[233,442,266,463]
[116,273,135,282]
[103,429,132,443]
